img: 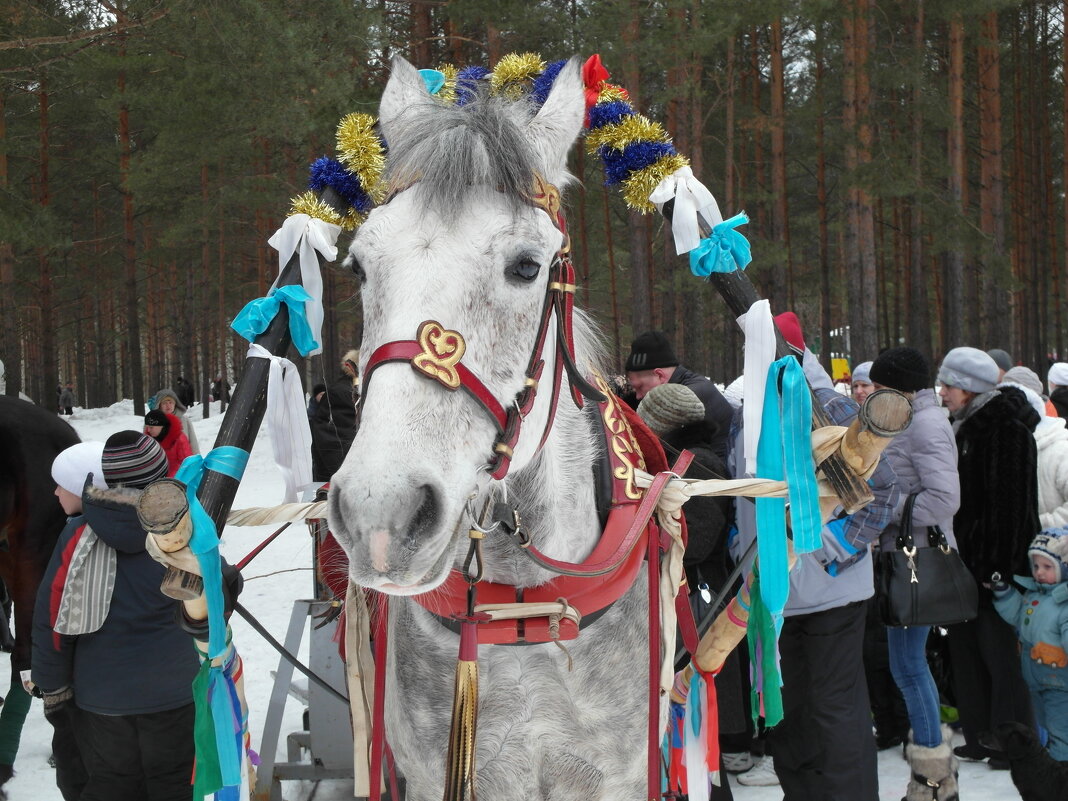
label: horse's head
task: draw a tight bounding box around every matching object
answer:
[328,57,587,595]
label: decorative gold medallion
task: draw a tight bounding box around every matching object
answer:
[412,321,466,390]
[530,172,561,219]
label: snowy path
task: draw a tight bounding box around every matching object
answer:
[7,401,1021,800]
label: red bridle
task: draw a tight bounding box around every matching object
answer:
[360,174,604,480]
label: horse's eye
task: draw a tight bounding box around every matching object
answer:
[344,253,366,284]
[507,257,541,283]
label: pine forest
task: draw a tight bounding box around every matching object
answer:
[1,0,1066,411]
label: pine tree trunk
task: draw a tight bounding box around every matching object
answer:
[853,0,878,361]
[909,0,933,362]
[816,26,832,374]
[769,16,789,313]
[38,80,58,411]
[0,87,19,397]
[944,14,966,350]
[977,11,1010,352]
[118,17,145,415]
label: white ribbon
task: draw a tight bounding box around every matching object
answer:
[247,344,314,502]
[267,214,342,358]
[738,300,776,476]
[648,166,724,255]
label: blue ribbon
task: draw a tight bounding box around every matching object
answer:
[174,447,249,659]
[231,285,319,357]
[778,363,822,554]
[687,670,704,737]
[688,212,752,277]
[419,68,446,95]
[754,357,822,628]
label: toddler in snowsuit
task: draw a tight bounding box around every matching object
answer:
[993,526,1068,761]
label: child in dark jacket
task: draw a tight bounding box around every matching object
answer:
[32,431,199,801]
[993,527,1068,761]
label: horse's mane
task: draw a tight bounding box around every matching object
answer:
[383,90,541,220]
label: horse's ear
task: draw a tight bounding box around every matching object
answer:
[527,57,585,182]
[379,56,434,141]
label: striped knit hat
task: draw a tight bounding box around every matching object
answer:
[101,430,168,489]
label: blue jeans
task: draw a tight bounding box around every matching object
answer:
[887,625,942,747]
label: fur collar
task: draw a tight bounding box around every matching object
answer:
[84,484,142,509]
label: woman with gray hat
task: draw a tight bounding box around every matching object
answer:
[938,346,1040,767]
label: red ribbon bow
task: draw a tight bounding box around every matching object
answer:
[582,54,610,125]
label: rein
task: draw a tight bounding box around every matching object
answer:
[360,174,604,480]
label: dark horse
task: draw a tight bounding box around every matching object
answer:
[0,396,79,677]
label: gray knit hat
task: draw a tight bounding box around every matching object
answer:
[1003,366,1044,397]
[937,347,999,393]
[637,384,705,437]
[852,361,873,385]
[987,348,1013,372]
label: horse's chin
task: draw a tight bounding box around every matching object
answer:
[352,526,459,597]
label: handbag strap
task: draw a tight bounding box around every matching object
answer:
[898,493,918,550]
[899,492,950,550]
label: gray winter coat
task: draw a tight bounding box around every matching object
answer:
[877,388,960,552]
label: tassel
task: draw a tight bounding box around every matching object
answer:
[443,621,479,801]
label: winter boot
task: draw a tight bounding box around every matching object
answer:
[904,726,959,801]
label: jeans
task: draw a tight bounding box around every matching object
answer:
[887,625,942,747]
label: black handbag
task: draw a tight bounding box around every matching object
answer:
[876,493,978,627]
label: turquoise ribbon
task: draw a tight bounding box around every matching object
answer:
[231,285,319,357]
[419,68,446,95]
[777,361,822,555]
[754,362,790,629]
[688,212,752,276]
[754,357,822,628]
[174,447,249,659]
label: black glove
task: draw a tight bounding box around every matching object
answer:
[42,686,73,723]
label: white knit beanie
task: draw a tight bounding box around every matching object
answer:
[51,442,108,496]
[637,384,705,437]
[937,347,999,393]
[1048,362,1068,391]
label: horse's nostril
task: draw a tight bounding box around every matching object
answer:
[405,484,439,549]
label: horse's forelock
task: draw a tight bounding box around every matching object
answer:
[383,92,544,220]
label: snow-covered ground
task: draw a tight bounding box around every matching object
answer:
[8,400,1021,800]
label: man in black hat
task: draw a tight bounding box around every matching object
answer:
[624,331,734,458]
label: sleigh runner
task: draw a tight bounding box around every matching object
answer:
[136,53,913,801]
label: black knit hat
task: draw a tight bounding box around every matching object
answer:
[625,331,678,372]
[102,431,168,489]
[144,408,170,433]
[869,347,930,393]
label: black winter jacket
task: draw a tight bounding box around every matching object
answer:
[953,385,1040,583]
[310,374,358,481]
[31,486,198,714]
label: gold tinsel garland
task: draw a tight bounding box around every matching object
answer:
[621,154,690,213]
[436,63,460,104]
[289,191,364,231]
[336,113,387,203]
[490,52,546,99]
[584,115,671,154]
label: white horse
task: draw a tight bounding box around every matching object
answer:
[329,57,655,801]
